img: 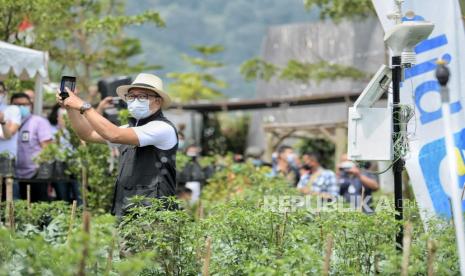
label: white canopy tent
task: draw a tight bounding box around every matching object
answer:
[0,41,48,114]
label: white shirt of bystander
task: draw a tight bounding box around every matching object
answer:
[0,104,21,157]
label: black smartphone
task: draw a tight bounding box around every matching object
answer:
[60,76,76,100]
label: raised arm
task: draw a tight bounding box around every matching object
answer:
[66,108,106,144]
[58,88,139,146]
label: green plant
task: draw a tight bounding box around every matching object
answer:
[168,44,226,102]
[241,58,367,84]
[33,143,67,164]
[296,138,336,170]
[0,0,164,91]
[118,197,202,275]
[0,160,461,275]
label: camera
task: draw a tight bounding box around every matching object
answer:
[339,161,355,174]
[111,96,121,105]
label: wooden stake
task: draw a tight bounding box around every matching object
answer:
[67,200,77,242]
[81,164,88,211]
[401,222,413,276]
[104,230,116,276]
[27,185,31,214]
[78,211,91,276]
[202,237,212,276]
[0,176,3,225]
[359,186,366,212]
[7,201,14,232]
[374,254,380,275]
[5,177,14,231]
[5,177,13,202]
[0,176,3,204]
[279,212,288,247]
[322,234,334,276]
[427,239,437,276]
[197,200,204,220]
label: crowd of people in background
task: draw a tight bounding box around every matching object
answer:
[0,82,82,204]
[0,81,379,213]
[176,142,380,213]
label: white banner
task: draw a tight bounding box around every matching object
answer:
[371,0,465,218]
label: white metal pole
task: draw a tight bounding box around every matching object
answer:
[34,74,43,115]
[438,61,465,273]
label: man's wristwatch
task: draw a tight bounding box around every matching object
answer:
[79,102,92,114]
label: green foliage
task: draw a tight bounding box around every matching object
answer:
[168,44,226,102]
[303,0,375,22]
[281,60,367,83]
[0,0,165,90]
[241,58,368,84]
[0,200,71,231]
[34,143,67,164]
[0,155,461,275]
[240,57,279,82]
[118,197,201,275]
[118,109,130,125]
[67,142,115,214]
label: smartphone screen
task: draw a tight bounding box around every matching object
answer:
[60,76,76,100]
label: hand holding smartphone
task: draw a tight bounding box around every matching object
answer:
[60,76,76,100]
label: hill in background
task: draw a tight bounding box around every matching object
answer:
[125,0,318,99]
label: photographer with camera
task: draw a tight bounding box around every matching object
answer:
[337,154,379,213]
[56,73,178,216]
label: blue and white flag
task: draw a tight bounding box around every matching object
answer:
[371,0,465,218]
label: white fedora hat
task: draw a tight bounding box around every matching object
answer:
[116,73,171,109]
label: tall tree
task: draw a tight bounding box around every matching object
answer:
[167,44,226,102]
[303,0,375,22]
[0,0,164,91]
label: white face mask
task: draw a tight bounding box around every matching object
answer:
[127,99,152,120]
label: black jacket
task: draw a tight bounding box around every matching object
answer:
[111,110,178,216]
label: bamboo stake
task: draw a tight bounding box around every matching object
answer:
[5,177,12,202]
[104,230,116,276]
[6,177,14,231]
[359,186,366,212]
[78,211,91,276]
[427,240,437,276]
[7,201,14,232]
[0,176,3,204]
[197,199,204,220]
[81,164,88,211]
[0,176,3,225]
[202,237,212,276]
[67,200,77,242]
[322,234,334,276]
[401,222,413,276]
[27,185,31,214]
[374,254,380,275]
[279,212,288,247]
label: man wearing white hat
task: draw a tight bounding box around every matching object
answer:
[57,73,178,216]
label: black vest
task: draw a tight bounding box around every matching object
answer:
[111,110,178,216]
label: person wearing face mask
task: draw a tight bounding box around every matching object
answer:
[269,145,300,186]
[11,93,53,201]
[298,152,338,199]
[0,82,22,200]
[56,73,178,216]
